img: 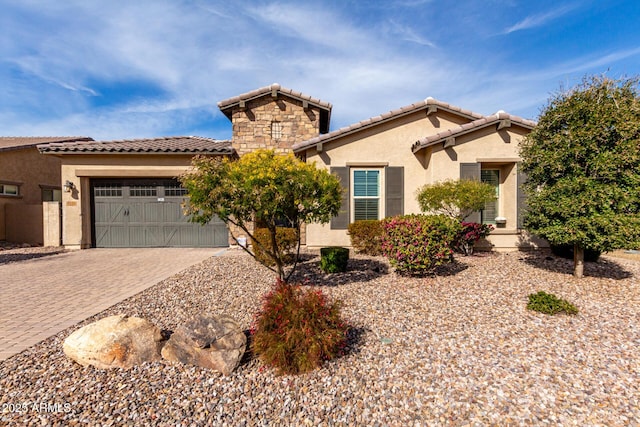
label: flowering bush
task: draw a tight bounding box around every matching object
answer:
[381,214,461,275]
[250,280,349,375]
[455,222,494,256]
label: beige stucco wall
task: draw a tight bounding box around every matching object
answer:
[303,111,535,250]
[0,147,61,241]
[57,154,204,249]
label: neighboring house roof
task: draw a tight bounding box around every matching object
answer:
[0,136,93,153]
[411,111,537,153]
[38,136,234,155]
[292,97,485,153]
[217,83,332,118]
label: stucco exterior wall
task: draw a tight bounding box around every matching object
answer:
[231,96,322,156]
[57,154,206,249]
[303,112,535,250]
[0,147,61,241]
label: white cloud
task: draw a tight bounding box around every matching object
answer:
[504,5,578,34]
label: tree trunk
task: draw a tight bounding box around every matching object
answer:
[573,244,584,278]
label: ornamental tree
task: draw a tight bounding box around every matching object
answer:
[180,149,343,281]
[520,75,640,278]
[416,179,497,221]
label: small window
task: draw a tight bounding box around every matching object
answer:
[0,183,19,196]
[353,170,380,221]
[481,169,500,224]
[165,186,188,197]
[271,121,282,141]
[94,186,123,197]
[129,186,157,197]
[42,188,62,202]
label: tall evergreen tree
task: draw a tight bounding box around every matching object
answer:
[520,76,640,277]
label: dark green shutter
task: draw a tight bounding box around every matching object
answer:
[460,163,481,223]
[385,166,404,217]
[331,167,350,229]
[517,163,528,229]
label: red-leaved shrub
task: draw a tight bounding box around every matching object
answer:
[455,222,494,255]
[250,280,349,375]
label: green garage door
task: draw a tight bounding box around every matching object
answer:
[92,179,228,248]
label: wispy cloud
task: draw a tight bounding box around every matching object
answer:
[385,20,436,48]
[1,0,638,139]
[504,5,577,34]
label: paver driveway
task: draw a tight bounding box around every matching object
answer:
[0,247,222,361]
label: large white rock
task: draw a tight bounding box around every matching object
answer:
[63,314,164,369]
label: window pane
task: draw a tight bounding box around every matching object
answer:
[481,170,499,223]
[353,170,379,197]
[354,199,379,221]
[1,184,18,195]
[129,186,157,197]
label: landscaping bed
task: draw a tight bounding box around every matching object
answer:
[1,249,639,425]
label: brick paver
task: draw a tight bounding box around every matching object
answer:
[0,247,223,361]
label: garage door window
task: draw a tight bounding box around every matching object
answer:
[95,185,122,197]
[130,186,157,197]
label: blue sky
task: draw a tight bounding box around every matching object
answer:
[2,0,640,141]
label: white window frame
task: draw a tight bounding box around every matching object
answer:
[0,183,20,197]
[351,168,384,222]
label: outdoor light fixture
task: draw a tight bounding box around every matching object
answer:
[63,180,75,193]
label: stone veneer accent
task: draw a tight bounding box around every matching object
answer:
[231,95,322,156]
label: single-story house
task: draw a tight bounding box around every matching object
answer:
[0,136,92,244]
[37,83,546,250]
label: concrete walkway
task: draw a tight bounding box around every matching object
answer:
[0,247,223,361]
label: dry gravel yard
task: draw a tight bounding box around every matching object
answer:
[1,247,639,426]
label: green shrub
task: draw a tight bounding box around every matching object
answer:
[527,291,578,315]
[250,280,349,375]
[348,220,383,255]
[252,227,299,267]
[320,247,349,273]
[381,214,461,275]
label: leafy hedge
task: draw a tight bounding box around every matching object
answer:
[348,220,383,255]
[381,214,461,275]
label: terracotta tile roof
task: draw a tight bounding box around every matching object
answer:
[0,136,93,152]
[38,136,234,155]
[217,83,332,118]
[292,97,484,153]
[411,111,537,153]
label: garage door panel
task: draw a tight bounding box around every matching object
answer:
[93,180,228,248]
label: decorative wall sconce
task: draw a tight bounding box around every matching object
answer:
[63,180,75,193]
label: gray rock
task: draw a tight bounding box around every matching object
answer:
[161,314,246,375]
[63,314,164,369]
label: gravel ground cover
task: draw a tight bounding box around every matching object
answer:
[1,248,639,426]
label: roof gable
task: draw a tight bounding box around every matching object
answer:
[218,83,332,119]
[292,97,484,153]
[38,136,234,155]
[411,111,536,153]
[0,136,93,152]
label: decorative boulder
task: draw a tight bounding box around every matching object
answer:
[161,314,246,375]
[63,314,164,369]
